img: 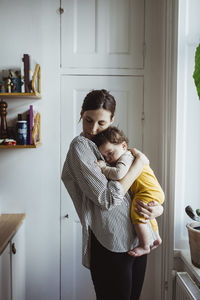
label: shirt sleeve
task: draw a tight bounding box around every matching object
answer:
[61,137,124,210]
[102,152,134,180]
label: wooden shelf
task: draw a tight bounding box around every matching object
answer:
[0,63,41,149]
[0,142,41,149]
[0,92,41,99]
[0,213,26,255]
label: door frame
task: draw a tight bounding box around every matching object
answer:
[161,0,179,299]
[59,0,179,299]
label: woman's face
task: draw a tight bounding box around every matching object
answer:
[82,108,114,140]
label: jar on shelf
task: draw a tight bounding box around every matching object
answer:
[16,121,28,145]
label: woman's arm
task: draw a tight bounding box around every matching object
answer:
[61,137,124,210]
[134,199,164,223]
[119,148,149,195]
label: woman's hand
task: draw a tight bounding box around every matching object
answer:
[135,199,164,223]
[129,148,149,166]
[119,149,150,195]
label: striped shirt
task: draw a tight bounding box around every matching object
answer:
[61,134,153,268]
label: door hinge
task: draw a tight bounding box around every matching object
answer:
[57,7,64,14]
[11,243,17,255]
[164,281,168,290]
[143,42,146,60]
[141,112,145,121]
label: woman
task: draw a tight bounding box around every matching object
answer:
[61,89,163,300]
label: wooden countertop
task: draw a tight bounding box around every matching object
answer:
[0,214,26,255]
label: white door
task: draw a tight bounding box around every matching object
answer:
[60,0,147,299]
[61,0,144,69]
[60,76,144,300]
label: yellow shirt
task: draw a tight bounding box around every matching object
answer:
[131,165,165,204]
[130,165,165,231]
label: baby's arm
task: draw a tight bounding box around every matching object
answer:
[97,151,134,181]
[95,160,107,169]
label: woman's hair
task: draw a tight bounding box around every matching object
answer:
[92,126,129,147]
[81,89,116,119]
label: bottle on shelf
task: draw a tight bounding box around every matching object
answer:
[0,100,8,139]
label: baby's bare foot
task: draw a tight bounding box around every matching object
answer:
[150,238,162,250]
[128,245,150,257]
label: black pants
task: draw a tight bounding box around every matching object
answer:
[90,232,147,300]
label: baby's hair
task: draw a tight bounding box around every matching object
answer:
[92,126,129,147]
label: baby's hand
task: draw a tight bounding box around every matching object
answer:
[95,160,107,169]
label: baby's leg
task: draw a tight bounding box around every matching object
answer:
[128,223,151,257]
[150,219,162,250]
[150,228,162,250]
[129,194,163,257]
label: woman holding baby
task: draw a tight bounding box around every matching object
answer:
[61,89,163,300]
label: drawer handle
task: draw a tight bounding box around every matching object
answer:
[11,243,17,255]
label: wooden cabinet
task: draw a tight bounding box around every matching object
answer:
[0,214,26,300]
[0,242,11,300]
[11,224,26,300]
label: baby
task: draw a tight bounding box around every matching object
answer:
[92,126,165,256]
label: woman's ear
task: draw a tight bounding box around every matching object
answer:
[110,116,115,124]
[79,110,83,122]
[122,141,127,150]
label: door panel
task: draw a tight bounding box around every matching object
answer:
[12,225,26,300]
[61,0,144,69]
[61,75,143,300]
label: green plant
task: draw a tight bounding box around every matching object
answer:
[193,43,200,100]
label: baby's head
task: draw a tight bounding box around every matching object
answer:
[92,126,129,164]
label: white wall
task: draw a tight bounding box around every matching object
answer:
[175,0,200,249]
[0,0,60,299]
